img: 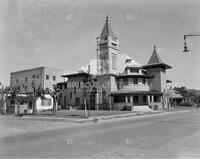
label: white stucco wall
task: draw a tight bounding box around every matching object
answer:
[36,94,53,110]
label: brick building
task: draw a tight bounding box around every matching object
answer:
[10,66,63,92]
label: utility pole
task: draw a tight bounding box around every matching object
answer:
[183,32,200,52]
[83,78,88,118]
[83,65,91,118]
[88,65,91,117]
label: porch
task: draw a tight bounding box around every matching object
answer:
[111,91,163,111]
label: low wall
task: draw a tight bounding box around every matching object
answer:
[112,103,132,111]
[148,102,163,110]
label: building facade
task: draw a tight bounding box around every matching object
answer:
[9,66,63,113]
[58,16,172,111]
[10,66,63,92]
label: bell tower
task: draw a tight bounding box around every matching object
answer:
[96,15,119,75]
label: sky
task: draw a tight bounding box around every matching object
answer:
[0,0,200,89]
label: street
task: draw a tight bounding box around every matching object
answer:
[1,111,200,158]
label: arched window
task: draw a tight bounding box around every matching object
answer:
[102,89,107,104]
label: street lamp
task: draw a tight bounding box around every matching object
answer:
[183,33,200,52]
[183,35,189,52]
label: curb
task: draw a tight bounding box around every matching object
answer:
[89,109,193,122]
[13,109,195,123]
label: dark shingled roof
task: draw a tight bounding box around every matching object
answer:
[148,46,163,64]
[142,45,172,69]
[100,16,116,40]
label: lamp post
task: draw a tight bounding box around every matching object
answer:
[183,33,200,52]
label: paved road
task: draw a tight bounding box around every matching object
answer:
[1,111,200,158]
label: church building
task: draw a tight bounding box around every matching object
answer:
[58,16,172,111]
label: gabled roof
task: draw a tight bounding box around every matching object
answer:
[142,45,172,69]
[167,89,184,99]
[118,54,142,74]
[100,15,116,40]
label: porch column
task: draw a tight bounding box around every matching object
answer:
[174,99,177,107]
[125,96,128,103]
[130,96,133,103]
[130,96,134,111]
[147,95,150,104]
[95,93,98,110]
[151,95,154,103]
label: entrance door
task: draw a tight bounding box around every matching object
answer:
[90,87,97,110]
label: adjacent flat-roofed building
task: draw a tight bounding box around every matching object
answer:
[10,66,63,92]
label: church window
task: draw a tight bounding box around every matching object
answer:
[102,90,107,104]
[112,53,117,69]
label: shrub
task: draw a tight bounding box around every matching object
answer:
[179,100,196,107]
[122,105,132,111]
[154,105,158,110]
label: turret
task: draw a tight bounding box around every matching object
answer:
[142,45,172,93]
[96,15,119,75]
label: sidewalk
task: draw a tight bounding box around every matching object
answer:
[14,108,197,123]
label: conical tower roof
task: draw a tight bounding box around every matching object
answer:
[148,45,163,64]
[100,15,116,40]
[143,45,172,69]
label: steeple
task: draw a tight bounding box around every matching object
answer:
[142,45,172,69]
[96,15,119,75]
[100,15,116,41]
[148,45,163,64]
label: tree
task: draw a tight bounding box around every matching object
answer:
[0,83,5,113]
[46,86,61,116]
[10,85,21,116]
[174,86,188,97]
[31,81,46,115]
